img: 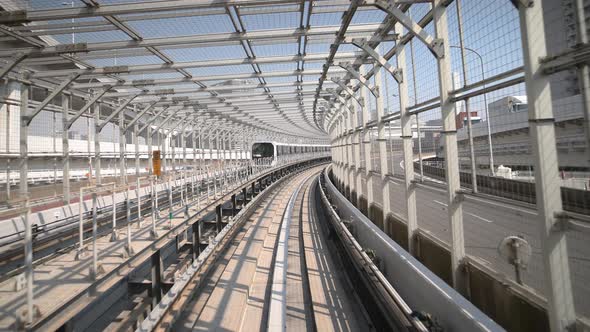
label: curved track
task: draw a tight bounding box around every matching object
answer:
[163,166,370,332]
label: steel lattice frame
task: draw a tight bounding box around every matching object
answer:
[0,1,587,331]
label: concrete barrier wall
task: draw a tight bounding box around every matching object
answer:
[330,167,562,332]
[324,168,504,332]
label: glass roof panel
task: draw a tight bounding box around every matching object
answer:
[304,42,332,54]
[164,45,247,62]
[252,42,299,57]
[257,63,298,72]
[310,12,342,27]
[127,14,235,38]
[119,72,186,81]
[27,0,87,10]
[350,10,388,25]
[88,55,164,67]
[263,76,298,84]
[241,12,301,31]
[50,29,131,44]
[4,0,398,139]
[187,65,256,77]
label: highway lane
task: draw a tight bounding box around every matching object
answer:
[353,158,590,318]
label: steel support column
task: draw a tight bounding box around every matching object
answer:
[62,94,71,204]
[119,112,126,184]
[94,102,101,185]
[375,68,393,233]
[361,66,374,217]
[354,100,363,207]
[433,0,466,293]
[150,251,163,308]
[517,1,576,330]
[192,222,201,261]
[346,101,355,199]
[19,81,29,196]
[20,80,34,325]
[395,23,418,254]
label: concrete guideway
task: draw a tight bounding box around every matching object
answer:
[0,158,328,331]
[170,166,369,332]
[0,0,588,330]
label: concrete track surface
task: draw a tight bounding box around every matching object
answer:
[171,166,370,332]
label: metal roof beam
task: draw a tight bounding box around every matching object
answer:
[26,73,80,125]
[152,107,188,133]
[2,24,382,58]
[337,62,379,98]
[97,95,140,132]
[123,99,160,133]
[138,106,171,134]
[66,87,112,129]
[30,53,364,78]
[71,69,339,89]
[0,0,307,24]
[330,77,363,106]
[351,37,403,83]
[371,0,443,57]
[0,52,28,80]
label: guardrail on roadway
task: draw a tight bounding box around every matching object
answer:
[414,162,590,215]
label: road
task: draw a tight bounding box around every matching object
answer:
[359,151,590,318]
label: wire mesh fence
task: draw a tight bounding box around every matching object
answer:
[327,0,590,321]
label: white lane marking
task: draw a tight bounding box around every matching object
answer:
[433,200,493,223]
[433,200,447,207]
[466,212,493,223]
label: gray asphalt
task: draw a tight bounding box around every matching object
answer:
[353,151,590,318]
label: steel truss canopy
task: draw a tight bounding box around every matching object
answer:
[0,0,421,141]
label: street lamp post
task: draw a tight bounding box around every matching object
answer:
[449,45,495,176]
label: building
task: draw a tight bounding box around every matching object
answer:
[455,111,481,130]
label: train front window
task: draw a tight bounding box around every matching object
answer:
[252,143,274,159]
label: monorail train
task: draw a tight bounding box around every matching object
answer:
[252,142,330,165]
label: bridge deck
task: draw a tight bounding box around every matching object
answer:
[0,176,238,331]
[175,168,368,332]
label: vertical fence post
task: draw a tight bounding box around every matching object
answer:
[573,0,590,166]
[111,184,118,241]
[354,99,363,207]
[395,23,419,254]
[126,185,133,256]
[91,192,99,278]
[62,94,71,204]
[150,176,158,238]
[433,0,467,294]
[94,102,101,185]
[20,81,34,325]
[134,112,141,227]
[19,80,28,198]
[517,1,576,330]
[192,221,200,261]
[455,0,478,193]
[408,33,424,183]
[361,66,374,217]
[119,112,126,185]
[346,102,354,198]
[375,67,393,233]
[338,115,344,190]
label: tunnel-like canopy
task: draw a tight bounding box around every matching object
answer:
[0,0,413,143]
